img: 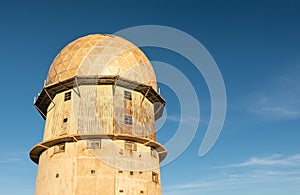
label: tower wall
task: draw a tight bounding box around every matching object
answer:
[35,84,163,195]
[35,140,161,195]
[43,85,156,141]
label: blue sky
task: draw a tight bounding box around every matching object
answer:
[0,0,300,194]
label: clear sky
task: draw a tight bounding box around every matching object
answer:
[0,0,299,194]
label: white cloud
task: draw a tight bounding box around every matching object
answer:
[246,65,300,120]
[166,114,208,125]
[216,153,300,168]
[0,152,27,164]
[164,153,300,194]
[0,157,22,164]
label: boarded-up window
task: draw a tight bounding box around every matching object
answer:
[124,115,133,125]
[124,141,137,151]
[64,91,71,101]
[87,139,101,149]
[152,172,159,183]
[124,91,132,100]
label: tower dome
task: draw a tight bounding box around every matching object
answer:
[46,34,157,90]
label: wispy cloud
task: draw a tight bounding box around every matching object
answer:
[167,115,208,125]
[168,115,200,123]
[216,153,300,168]
[246,65,300,120]
[156,113,207,131]
[164,153,300,194]
[164,169,300,194]
[0,152,27,164]
[0,157,22,164]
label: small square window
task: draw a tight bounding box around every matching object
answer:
[59,144,65,151]
[63,118,68,123]
[124,115,132,125]
[124,141,137,151]
[64,91,71,101]
[54,143,65,154]
[87,140,101,149]
[55,173,59,178]
[91,170,96,174]
[124,91,132,100]
[130,171,134,175]
[152,172,159,183]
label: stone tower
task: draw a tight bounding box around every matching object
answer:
[30,34,167,195]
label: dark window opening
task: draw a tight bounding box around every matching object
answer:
[130,171,134,175]
[140,191,144,194]
[54,143,65,154]
[63,118,68,123]
[56,173,59,178]
[91,170,96,174]
[152,172,159,183]
[124,91,132,100]
[124,115,132,125]
[64,91,71,101]
[119,190,124,193]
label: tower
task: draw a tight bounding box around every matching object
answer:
[30,34,167,195]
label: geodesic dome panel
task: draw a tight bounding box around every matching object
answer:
[46,34,157,90]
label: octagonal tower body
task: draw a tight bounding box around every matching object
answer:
[30,34,166,195]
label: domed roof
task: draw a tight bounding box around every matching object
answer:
[46,34,157,90]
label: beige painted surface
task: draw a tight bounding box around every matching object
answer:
[37,86,164,194]
[43,85,156,142]
[35,141,161,195]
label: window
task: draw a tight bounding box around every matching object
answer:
[54,143,65,154]
[55,173,59,178]
[124,141,137,151]
[124,91,132,100]
[124,115,132,125]
[130,171,134,175]
[151,148,157,158]
[63,118,68,123]
[91,170,96,174]
[152,172,159,183]
[64,91,71,101]
[87,139,101,149]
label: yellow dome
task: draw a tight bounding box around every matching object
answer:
[46,34,157,90]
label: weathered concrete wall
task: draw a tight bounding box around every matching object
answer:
[43,85,156,141]
[38,85,163,194]
[35,140,161,195]
[113,86,156,140]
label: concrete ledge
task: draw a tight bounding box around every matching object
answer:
[30,133,167,164]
